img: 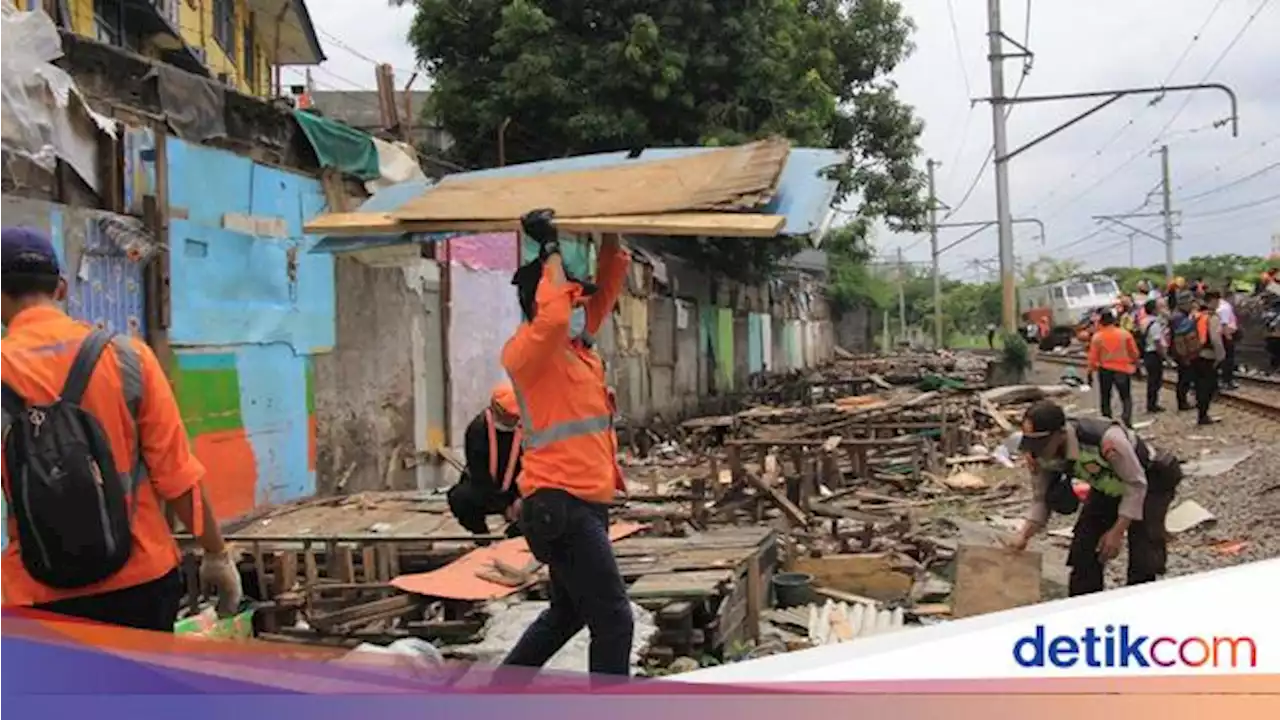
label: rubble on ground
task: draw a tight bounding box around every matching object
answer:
[176,349,1160,676]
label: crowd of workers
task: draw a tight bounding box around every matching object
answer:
[1083,271,1280,427]
[1,216,1273,678]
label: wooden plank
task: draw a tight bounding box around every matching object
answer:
[331,546,356,583]
[627,570,735,599]
[745,556,762,644]
[788,554,913,603]
[304,211,787,239]
[308,594,421,633]
[951,545,1042,619]
[390,137,789,220]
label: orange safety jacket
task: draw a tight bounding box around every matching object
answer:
[484,408,522,492]
[502,244,631,504]
[1088,326,1139,374]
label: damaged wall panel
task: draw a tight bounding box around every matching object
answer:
[446,234,522,464]
[159,137,336,516]
[313,256,443,496]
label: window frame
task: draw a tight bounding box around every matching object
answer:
[211,0,237,59]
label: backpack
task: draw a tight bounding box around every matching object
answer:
[1169,312,1204,363]
[1,330,145,589]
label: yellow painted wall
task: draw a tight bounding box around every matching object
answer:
[63,0,274,97]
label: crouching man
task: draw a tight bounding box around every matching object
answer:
[446,382,523,539]
[1006,401,1182,596]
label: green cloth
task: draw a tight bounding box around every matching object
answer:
[520,235,596,279]
[918,374,965,391]
[173,607,256,639]
[292,110,380,181]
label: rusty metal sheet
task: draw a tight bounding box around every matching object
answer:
[389,137,790,222]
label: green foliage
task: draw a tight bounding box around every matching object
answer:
[1021,257,1085,286]
[826,221,895,311]
[398,0,928,277]
[1097,254,1271,292]
[998,330,1031,370]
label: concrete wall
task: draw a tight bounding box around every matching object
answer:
[834,305,874,353]
[445,234,522,479]
[162,137,333,516]
[312,257,441,495]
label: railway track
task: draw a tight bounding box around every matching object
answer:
[1034,353,1280,420]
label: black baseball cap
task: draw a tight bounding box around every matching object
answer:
[1,226,61,277]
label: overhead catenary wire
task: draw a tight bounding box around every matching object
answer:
[1180,161,1280,204]
[940,0,1033,221]
[1147,0,1273,145]
[1023,0,1240,216]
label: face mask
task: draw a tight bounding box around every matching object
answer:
[569,306,587,339]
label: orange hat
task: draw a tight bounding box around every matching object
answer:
[490,381,520,416]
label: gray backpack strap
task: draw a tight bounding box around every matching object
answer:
[109,336,147,492]
[61,329,114,404]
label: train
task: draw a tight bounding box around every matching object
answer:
[1017,275,1122,350]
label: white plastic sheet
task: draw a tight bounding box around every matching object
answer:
[1,1,116,190]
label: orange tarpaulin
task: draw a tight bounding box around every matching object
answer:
[390,522,646,601]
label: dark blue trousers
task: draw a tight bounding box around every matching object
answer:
[501,489,634,677]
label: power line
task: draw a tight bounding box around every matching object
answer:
[1175,130,1280,192]
[1183,191,1280,218]
[1148,0,1272,145]
[315,26,418,77]
[944,0,973,98]
[1023,0,1230,214]
[940,0,1033,221]
[1181,161,1280,204]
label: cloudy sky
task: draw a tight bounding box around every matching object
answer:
[292,1,1279,278]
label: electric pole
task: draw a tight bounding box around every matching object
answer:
[1160,144,1175,283]
[897,246,907,347]
[927,159,943,350]
[986,0,1017,333]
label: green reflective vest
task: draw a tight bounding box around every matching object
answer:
[1073,447,1127,497]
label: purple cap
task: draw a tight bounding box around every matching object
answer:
[1,226,60,275]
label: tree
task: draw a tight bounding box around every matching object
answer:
[826,221,896,312]
[396,0,928,278]
[1021,257,1084,286]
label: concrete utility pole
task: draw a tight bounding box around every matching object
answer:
[1160,144,1176,283]
[975,0,1237,330]
[986,0,1017,333]
[927,159,943,349]
[897,246,908,346]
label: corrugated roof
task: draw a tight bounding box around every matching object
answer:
[389,137,791,222]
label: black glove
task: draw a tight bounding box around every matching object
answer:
[521,209,559,258]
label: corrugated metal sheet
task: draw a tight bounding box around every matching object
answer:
[390,137,790,222]
[765,600,906,645]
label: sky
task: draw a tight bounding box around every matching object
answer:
[291,1,1280,279]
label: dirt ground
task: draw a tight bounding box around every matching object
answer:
[1022,360,1280,586]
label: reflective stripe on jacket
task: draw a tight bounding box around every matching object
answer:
[502,245,631,504]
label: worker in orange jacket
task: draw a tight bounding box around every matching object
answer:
[446,382,524,540]
[1088,309,1141,427]
[499,209,633,679]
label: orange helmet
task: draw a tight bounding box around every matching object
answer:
[490,381,520,417]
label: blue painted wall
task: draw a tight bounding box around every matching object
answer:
[158,137,334,511]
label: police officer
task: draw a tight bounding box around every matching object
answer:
[1006,401,1181,596]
